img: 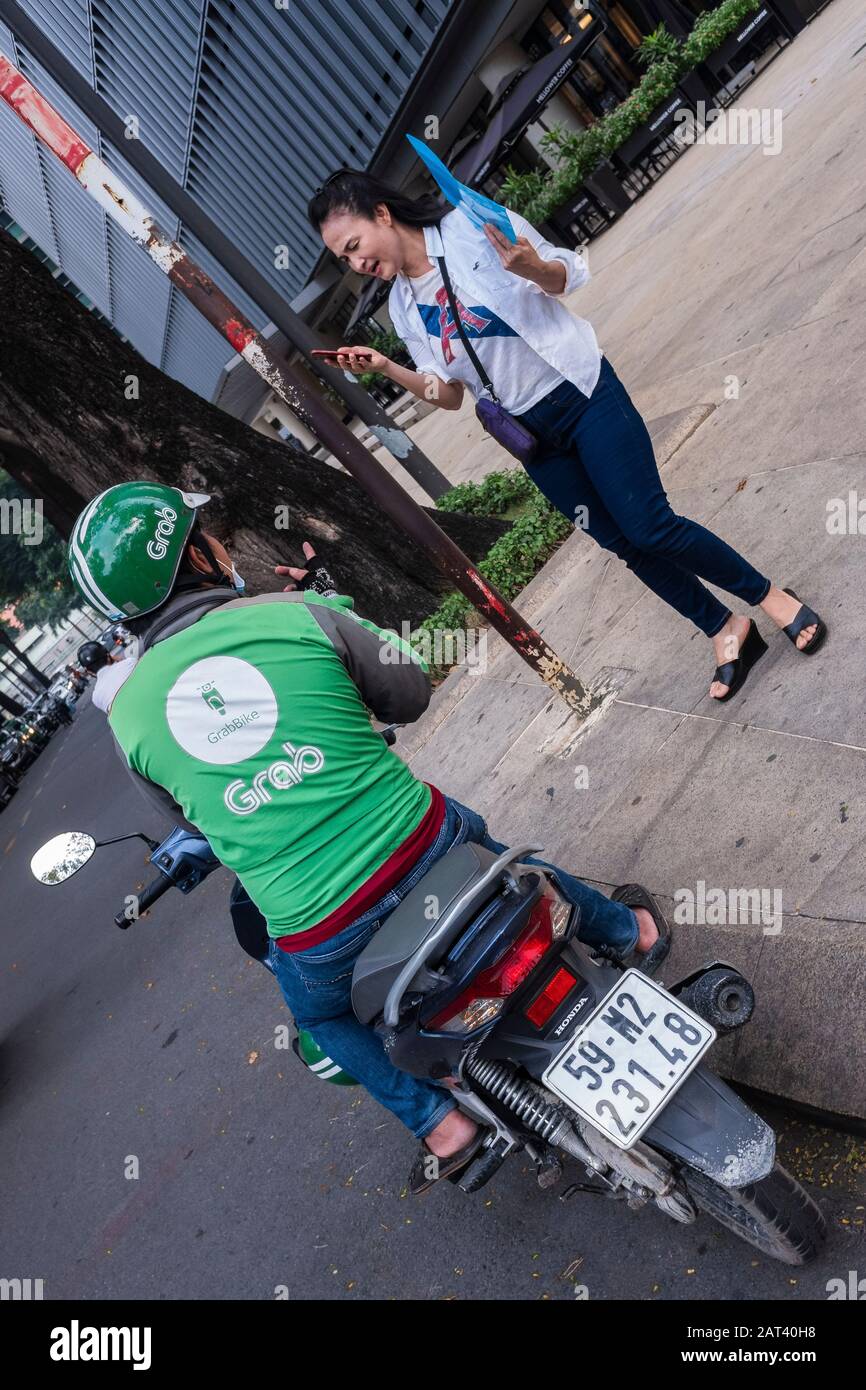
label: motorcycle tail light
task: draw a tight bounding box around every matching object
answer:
[428,883,566,1034]
[436,997,505,1034]
[525,966,577,1028]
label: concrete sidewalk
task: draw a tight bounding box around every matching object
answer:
[393,0,866,1120]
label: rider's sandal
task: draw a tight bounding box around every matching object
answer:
[709,618,767,702]
[781,588,827,655]
[609,883,672,978]
[407,1128,487,1196]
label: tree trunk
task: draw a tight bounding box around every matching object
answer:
[0,650,40,702]
[0,628,50,689]
[0,228,508,630]
[0,688,25,716]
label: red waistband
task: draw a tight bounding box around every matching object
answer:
[275,783,446,954]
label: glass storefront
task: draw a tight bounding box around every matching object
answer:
[520,2,714,123]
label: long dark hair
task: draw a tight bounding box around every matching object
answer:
[307,168,449,233]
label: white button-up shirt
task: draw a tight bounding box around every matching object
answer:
[388,206,602,401]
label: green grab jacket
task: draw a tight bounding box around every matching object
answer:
[108,590,432,937]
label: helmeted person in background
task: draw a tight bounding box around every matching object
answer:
[77,638,139,715]
[77,640,112,675]
[67,481,662,1193]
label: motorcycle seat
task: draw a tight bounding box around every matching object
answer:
[351,840,502,1025]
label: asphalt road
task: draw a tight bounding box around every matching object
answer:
[0,695,862,1301]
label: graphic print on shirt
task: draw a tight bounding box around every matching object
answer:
[416,286,518,364]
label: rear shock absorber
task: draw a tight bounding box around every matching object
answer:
[464,1057,601,1170]
[466,1057,565,1140]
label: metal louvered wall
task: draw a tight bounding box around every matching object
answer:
[0,0,455,401]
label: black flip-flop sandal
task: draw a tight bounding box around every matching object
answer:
[408,1127,487,1196]
[781,587,827,655]
[710,618,767,702]
[609,883,672,978]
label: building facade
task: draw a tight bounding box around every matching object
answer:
[0,0,823,442]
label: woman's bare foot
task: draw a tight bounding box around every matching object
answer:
[633,906,659,953]
[424,1107,479,1158]
[760,584,818,649]
[709,613,752,699]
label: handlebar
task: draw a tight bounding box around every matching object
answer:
[114,872,173,929]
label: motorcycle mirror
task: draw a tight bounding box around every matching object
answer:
[30,831,97,885]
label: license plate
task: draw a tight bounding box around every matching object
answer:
[542,969,716,1149]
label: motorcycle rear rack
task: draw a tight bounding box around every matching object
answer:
[383,843,544,1026]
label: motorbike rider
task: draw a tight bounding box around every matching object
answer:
[67,481,664,1193]
[78,638,140,715]
[77,639,113,674]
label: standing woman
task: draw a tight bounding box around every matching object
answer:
[308,171,826,700]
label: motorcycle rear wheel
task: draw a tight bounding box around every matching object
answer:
[683,1160,826,1265]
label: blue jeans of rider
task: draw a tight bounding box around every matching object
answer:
[269,794,639,1140]
[515,355,771,638]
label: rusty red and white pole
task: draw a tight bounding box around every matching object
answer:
[0,56,596,715]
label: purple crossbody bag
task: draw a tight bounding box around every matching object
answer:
[432,256,538,467]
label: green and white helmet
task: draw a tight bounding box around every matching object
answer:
[68,482,211,621]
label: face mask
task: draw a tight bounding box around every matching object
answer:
[217,557,245,594]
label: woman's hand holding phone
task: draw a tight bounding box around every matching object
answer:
[310,346,390,375]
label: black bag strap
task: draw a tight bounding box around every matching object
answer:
[435,256,500,404]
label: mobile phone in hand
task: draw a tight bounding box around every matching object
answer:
[310,348,373,363]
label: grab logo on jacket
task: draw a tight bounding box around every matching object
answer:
[165,656,278,764]
[223,740,325,816]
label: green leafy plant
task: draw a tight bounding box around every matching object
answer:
[436,468,540,516]
[635,23,682,68]
[681,0,767,65]
[414,469,571,673]
[500,0,763,223]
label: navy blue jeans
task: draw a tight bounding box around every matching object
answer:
[268,794,638,1139]
[516,355,770,637]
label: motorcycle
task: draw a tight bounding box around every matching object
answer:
[49,673,81,714]
[30,790,826,1268]
[23,692,69,742]
[56,666,86,699]
[34,690,74,731]
[3,715,45,768]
